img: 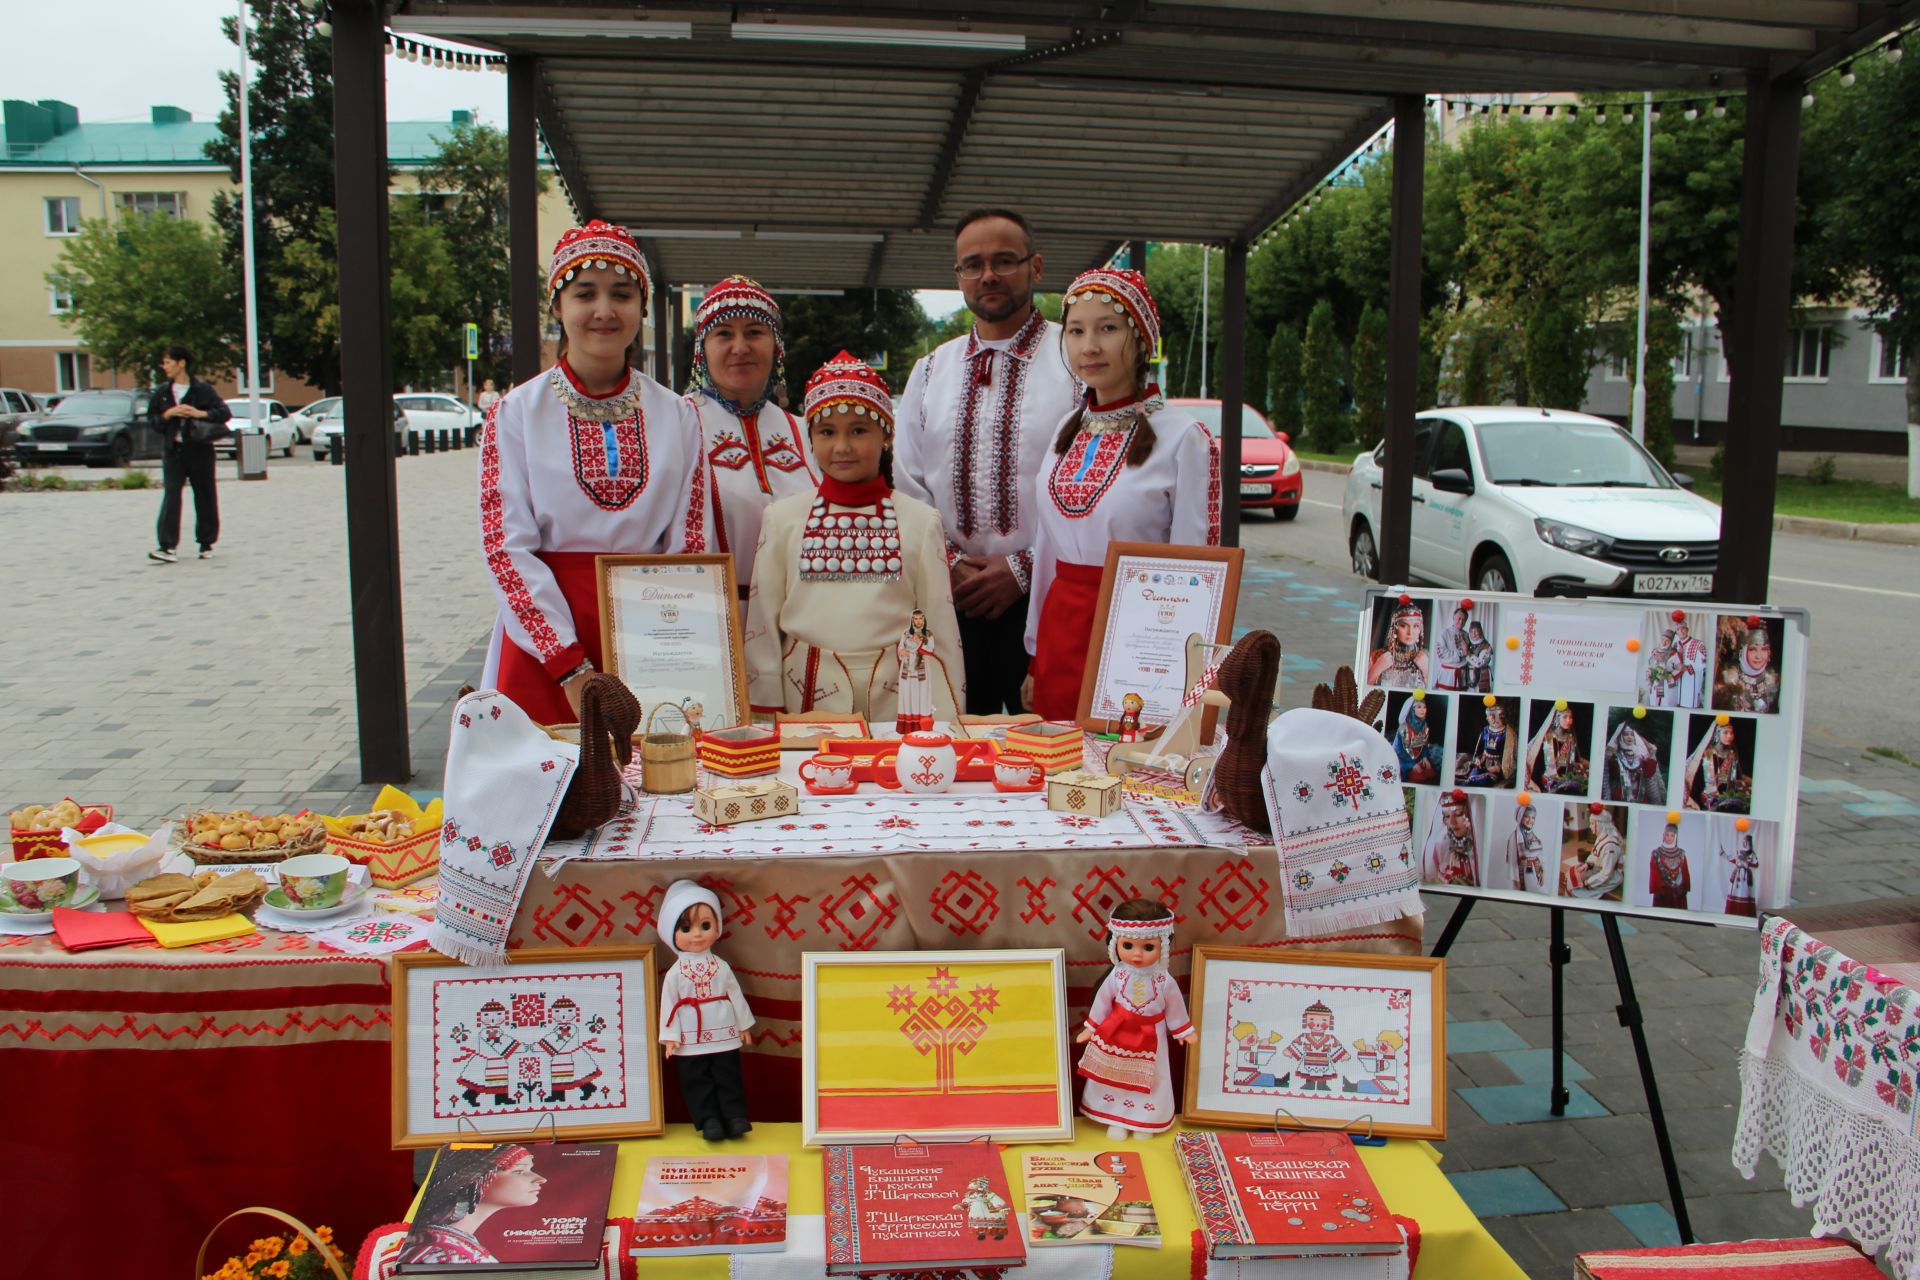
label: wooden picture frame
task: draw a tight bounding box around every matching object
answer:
[800,948,1073,1147]
[773,711,871,751]
[597,554,749,731]
[1182,945,1447,1141]
[1076,542,1245,737]
[391,945,664,1149]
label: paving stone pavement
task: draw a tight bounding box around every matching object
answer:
[6,456,1917,1278]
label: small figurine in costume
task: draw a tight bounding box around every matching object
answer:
[1685,719,1748,813]
[895,609,935,733]
[1566,805,1624,898]
[1720,829,1760,916]
[1433,607,1470,691]
[1076,898,1194,1139]
[658,879,756,1141]
[1282,1000,1349,1092]
[1420,790,1479,887]
[394,1144,546,1266]
[680,697,705,737]
[1526,705,1589,795]
[1717,624,1780,713]
[1459,701,1516,788]
[1464,621,1494,693]
[1603,720,1667,805]
[1648,822,1691,909]
[954,1174,1012,1241]
[1391,696,1443,785]
[1511,801,1547,893]
[1117,692,1146,743]
[1367,598,1429,689]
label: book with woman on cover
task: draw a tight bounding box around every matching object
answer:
[394,1141,617,1274]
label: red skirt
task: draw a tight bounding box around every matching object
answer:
[495,550,605,726]
[1030,560,1102,721]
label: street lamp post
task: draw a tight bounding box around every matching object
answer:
[237,0,263,446]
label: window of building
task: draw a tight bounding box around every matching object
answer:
[1871,331,1910,384]
[56,352,92,391]
[48,284,74,314]
[1601,347,1630,382]
[44,196,82,235]
[1783,326,1831,381]
[114,191,187,219]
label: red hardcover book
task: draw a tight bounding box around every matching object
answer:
[1175,1130,1404,1260]
[822,1142,1026,1275]
[628,1155,788,1257]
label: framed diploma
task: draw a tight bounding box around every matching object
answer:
[597,554,749,730]
[1077,542,1244,732]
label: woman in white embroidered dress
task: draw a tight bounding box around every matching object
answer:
[1076,898,1194,1139]
[684,276,816,595]
[745,352,964,723]
[1019,268,1219,720]
[478,220,710,725]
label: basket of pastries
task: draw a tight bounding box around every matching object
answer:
[181,810,327,865]
[10,799,113,860]
[321,786,442,888]
[125,869,269,922]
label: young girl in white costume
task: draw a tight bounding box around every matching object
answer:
[745,352,964,722]
[1076,898,1194,1139]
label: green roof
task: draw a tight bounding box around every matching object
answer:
[1,101,504,167]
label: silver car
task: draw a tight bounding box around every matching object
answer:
[310,400,412,460]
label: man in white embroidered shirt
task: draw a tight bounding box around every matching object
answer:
[894,209,1081,714]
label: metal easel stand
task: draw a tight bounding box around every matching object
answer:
[1428,893,1695,1244]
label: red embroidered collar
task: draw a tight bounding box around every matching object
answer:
[557,355,631,401]
[816,475,891,507]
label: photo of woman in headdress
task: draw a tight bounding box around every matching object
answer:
[1510,799,1552,893]
[396,1145,547,1265]
[1481,794,1542,892]
[1419,789,1482,887]
[1464,621,1495,693]
[1561,803,1625,900]
[1455,696,1519,789]
[1712,817,1769,916]
[1640,609,1709,709]
[1366,596,1430,690]
[1386,691,1446,786]
[1601,707,1670,805]
[1683,714,1753,814]
[1645,819,1693,910]
[1713,616,1784,714]
[1524,700,1592,796]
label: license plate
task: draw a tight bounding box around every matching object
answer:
[36,441,67,452]
[1238,484,1267,499]
[1634,573,1712,595]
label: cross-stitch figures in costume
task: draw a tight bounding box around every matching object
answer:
[478,221,711,726]
[1283,1000,1349,1092]
[1367,597,1429,689]
[1716,621,1781,713]
[1433,607,1470,691]
[1391,694,1444,785]
[745,352,965,725]
[685,275,816,593]
[1117,692,1147,742]
[1421,789,1479,886]
[894,210,1080,714]
[895,610,936,733]
[456,998,516,1107]
[1648,821,1692,909]
[1603,719,1667,805]
[1685,718,1749,813]
[394,1145,546,1266]
[1459,700,1517,788]
[954,1175,1012,1242]
[536,995,605,1103]
[1720,827,1760,916]
[658,880,756,1141]
[1076,898,1194,1140]
[1565,804,1625,899]
[1526,704,1590,795]
[1018,266,1220,719]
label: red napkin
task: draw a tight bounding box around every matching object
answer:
[52,908,155,952]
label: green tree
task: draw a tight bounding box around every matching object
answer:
[1300,298,1346,451]
[1642,303,1680,471]
[48,212,240,381]
[416,121,551,388]
[1267,325,1303,434]
[779,290,929,396]
[1349,304,1388,446]
[206,0,341,390]
[1522,299,1591,409]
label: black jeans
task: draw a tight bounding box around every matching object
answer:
[675,1048,748,1128]
[957,592,1030,715]
[157,446,218,551]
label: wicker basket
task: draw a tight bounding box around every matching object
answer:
[640,702,697,795]
[180,812,328,866]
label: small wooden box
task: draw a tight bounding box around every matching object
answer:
[697,724,781,778]
[1005,721,1085,774]
[692,778,798,826]
[1046,769,1124,818]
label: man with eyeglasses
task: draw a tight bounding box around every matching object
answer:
[894,209,1079,715]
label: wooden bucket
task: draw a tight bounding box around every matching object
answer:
[640,703,697,795]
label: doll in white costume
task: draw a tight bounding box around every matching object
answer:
[895,610,936,733]
[954,1175,1012,1241]
[658,879,755,1141]
[1076,898,1194,1139]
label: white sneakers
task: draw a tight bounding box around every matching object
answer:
[148,548,178,563]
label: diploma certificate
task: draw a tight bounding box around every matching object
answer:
[598,555,748,729]
[1080,544,1243,728]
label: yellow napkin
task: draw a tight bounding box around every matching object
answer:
[322,786,443,839]
[141,914,256,948]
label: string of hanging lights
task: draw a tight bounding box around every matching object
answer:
[293,0,508,70]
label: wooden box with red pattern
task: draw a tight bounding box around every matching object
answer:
[693,778,799,826]
[1004,720,1085,774]
[1046,769,1124,818]
[697,724,782,778]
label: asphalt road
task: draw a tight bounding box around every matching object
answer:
[1243,469,1920,760]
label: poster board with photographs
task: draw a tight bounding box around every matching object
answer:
[598,554,749,731]
[1077,542,1244,735]
[1355,587,1808,929]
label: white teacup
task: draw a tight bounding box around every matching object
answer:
[3,857,82,911]
[799,752,855,790]
[277,853,352,910]
[994,753,1043,789]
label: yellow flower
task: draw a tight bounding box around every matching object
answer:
[259,1236,284,1259]
[243,1251,265,1268]
[288,1235,308,1257]
[266,1261,291,1279]
[315,1226,334,1243]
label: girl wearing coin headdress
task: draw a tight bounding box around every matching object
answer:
[1684,718,1748,813]
[1019,268,1219,720]
[1368,598,1430,689]
[1647,821,1692,909]
[745,352,964,724]
[1716,622,1781,713]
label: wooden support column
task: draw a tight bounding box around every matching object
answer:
[331,0,409,783]
[507,54,542,386]
[1218,239,1249,546]
[1718,72,1802,605]
[1380,92,1425,585]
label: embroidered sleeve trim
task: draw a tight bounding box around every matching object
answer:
[1007,549,1032,593]
[1205,428,1223,546]
[682,426,710,553]
[479,399,566,662]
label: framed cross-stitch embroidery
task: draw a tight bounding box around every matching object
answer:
[597,554,748,731]
[1182,946,1447,1141]
[1077,542,1244,735]
[800,948,1072,1147]
[391,946,663,1149]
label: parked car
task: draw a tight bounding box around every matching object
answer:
[1341,407,1720,598]
[11,389,159,467]
[217,398,297,457]
[1,387,43,433]
[394,393,480,443]
[287,396,342,445]
[1171,398,1303,520]
[310,400,412,461]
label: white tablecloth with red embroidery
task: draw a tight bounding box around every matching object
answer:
[1735,913,1920,1280]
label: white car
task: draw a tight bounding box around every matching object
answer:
[1341,407,1721,598]
[219,398,297,457]
[394,393,480,443]
[310,400,412,460]
[287,396,342,445]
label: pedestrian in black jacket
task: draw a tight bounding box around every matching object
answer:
[148,345,233,563]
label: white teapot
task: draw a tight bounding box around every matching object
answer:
[876,731,958,794]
